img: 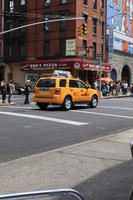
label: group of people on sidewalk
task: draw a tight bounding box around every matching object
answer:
[0,79,31,104]
[94,79,133,97]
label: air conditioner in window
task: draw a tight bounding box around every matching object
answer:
[45,2,50,6]
[45,0,50,6]
[100,7,104,13]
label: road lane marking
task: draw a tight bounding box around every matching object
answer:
[98,105,133,111]
[0,111,88,126]
[71,110,133,120]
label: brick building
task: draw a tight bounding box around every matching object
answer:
[0,0,110,87]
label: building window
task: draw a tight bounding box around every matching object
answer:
[60,39,66,57]
[44,41,50,57]
[44,16,50,32]
[101,21,104,37]
[83,40,87,50]
[9,0,14,12]
[93,0,97,9]
[44,0,51,7]
[83,13,88,24]
[20,0,25,5]
[93,18,97,34]
[19,43,25,56]
[100,44,103,57]
[60,13,67,31]
[19,21,25,33]
[100,0,104,8]
[93,42,96,58]
[83,0,87,5]
[61,0,67,4]
[8,44,13,57]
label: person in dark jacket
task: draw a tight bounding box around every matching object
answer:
[24,80,31,104]
[1,79,7,103]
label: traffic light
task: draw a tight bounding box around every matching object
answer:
[82,23,87,35]
[77,25,82,36]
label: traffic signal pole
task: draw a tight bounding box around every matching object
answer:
[0,17,84,35]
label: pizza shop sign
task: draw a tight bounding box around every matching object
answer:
[21,62,69,71]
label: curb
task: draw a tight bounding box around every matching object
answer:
[101,95,130,99]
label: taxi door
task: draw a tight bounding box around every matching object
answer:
[69,80,88,102]
[76,80,89,102]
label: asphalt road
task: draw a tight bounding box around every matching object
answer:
[0,95,133,200]
[0,95,133,163]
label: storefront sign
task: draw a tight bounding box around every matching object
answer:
[21,59,111,72]
[66,39,76,56]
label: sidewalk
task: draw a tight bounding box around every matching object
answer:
[0,129,132,195]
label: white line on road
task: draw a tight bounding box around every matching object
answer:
[71,110,133,120]
[98,105,133,111]
[0,111,88,126]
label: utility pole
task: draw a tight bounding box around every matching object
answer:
[1,0,4,61]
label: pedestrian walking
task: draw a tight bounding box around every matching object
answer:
[8,80,15,104]
[24,80,31,104]
[1,79,7,103]
[130,83,133,97]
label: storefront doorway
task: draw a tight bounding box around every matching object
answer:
[121,65,131,85]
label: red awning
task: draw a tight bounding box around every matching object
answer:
[20,58,111,72]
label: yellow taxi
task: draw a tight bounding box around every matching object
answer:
[33,71,99,110]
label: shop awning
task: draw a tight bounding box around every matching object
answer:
[20,58,111,72]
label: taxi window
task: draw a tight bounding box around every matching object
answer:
[59,79,66,87]
[77,81,86,88]
[69,80,78,88]
[37,79,56,87]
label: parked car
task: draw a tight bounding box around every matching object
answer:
[33,73,99,110]
[14,83,25,95]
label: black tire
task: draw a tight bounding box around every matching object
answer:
[38,103,48,110]
[62,96,72,111]
[90,95,98,108]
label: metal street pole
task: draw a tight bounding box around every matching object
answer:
[1,0,4,60]
[99,56,102,98]
[0,17,84,35]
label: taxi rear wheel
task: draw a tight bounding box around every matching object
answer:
[38,103,48,110]
[62,96,72,111]
[90,95,98,108]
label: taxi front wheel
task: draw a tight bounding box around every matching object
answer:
[62,96,72,111]
[90,95,98,108]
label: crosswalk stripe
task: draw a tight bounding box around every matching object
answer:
[0,111,88,126]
